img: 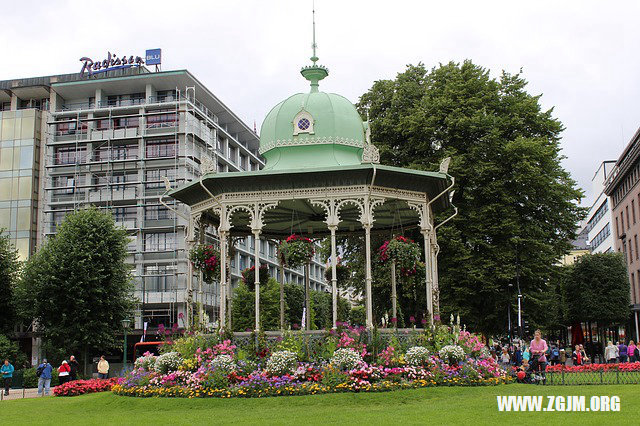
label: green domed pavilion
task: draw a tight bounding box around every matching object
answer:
[169,31,455,332]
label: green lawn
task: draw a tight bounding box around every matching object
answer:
[3,384,638,425]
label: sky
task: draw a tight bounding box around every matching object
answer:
[1,0,638,205]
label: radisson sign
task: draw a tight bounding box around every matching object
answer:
[79,52,145,77]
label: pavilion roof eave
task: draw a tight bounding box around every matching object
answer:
[169,163,452,212]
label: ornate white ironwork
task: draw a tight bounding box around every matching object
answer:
[259,136,364,154]
[361,143,380,164]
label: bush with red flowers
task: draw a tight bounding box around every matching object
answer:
[278,234,314,268]
[54,378,119,397]
[189,244,221,282]
[546,362,640,373]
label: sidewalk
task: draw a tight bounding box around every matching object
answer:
[0,388,55,401]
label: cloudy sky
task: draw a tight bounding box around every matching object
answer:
[1,0,638,204]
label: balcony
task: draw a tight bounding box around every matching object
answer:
[88,187,137,202]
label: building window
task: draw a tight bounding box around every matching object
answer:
[143,264,176,292]
[55,147,86,165]
[144,232,176,252]
[627,206,630,230]
[146,111,177,128]
[632,273,636,304]
[630,239,634,263]
[53,176,74,195]
[145,205,173,220]
[633,200,637,225]
[145,168,177,189]
[113,207,136,224]
[146,139,177,158]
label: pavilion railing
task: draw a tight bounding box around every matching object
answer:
[544,368,640,385]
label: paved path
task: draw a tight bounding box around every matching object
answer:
[0,388,55,401]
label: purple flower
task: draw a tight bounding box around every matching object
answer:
[409,316,416,324]
[421,318,428,325]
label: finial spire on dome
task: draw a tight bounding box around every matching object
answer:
[301,1,328,93]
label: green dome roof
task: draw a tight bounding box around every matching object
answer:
[259,65,366,171]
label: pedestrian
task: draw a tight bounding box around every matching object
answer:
[513,345,523,366]
[1,359,14,396]
[618,341,628,363]
[579,344,590,364]
[529,330,548,382]
[68,355,80,381]
[97,355,109,379]
[36,359,53,396]
[522,345,531,363]
[499,347,511,368]
[58,360,70,385]
[605,341,619,364]
[549,344,560,365]
[628,340,637,363]
[559,347,567,365]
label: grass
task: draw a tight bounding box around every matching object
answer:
[3,384,639,425]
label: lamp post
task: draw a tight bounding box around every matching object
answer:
[122,318,131,375]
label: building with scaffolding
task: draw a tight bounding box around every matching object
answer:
[1,66,327,336]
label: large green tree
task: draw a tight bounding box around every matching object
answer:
[564,253,630,327]
[15,208,134,365]
[352,61,583,335]
[0,229,20,334]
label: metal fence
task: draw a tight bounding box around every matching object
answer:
[545,370,640,385]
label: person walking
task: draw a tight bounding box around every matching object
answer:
[605,341,619,364]
[513,346,523,366]
[36,359,53,396]
[58,360,70,385]
[529,330,549,382]
[549,344,560,365]
[618,341,628,363]
[1,359,14,396]
[499,347,511,368]
[68,355,80,381]
[97,355,109,379]
[628,341,637,363]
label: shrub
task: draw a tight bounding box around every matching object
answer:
[405,346,431,366]
[134,352,157,371]
[265,351,298,376]
[439,345,466,365]
[54,378,117,397]
[154,352,183,374]
[211,354,236,374]
[330,348,362,370]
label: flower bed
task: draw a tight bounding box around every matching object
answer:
[546,362,640,373]
[54,378,119,397]
[113,327,512,399]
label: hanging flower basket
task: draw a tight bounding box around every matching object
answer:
[278,234,314,268]
[241,264,270,291]
[378,235,421,276]
[324,259,351,287]
[189,244,221,283]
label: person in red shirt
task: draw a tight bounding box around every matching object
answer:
[58,360,71,385]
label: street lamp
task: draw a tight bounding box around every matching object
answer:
[122,318,131,375]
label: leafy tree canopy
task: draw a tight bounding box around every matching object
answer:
[351,60,583,335]
[14,208,135,357]
[564,253,630,327]
[0,229,20,334]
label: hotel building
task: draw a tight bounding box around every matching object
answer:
[0,64,327,334]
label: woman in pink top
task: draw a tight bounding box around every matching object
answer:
[529,329,548,373]
[628,340,637,363]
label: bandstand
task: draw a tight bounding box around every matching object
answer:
[169,46,456,331]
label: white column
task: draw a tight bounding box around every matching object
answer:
[219,229,228,328]
[253,230,261,331]
[279,262,285,330]
[330,224,338,327]
[364,223,374,328]
[432,242,440,320]
[422,229,433,325]
[391,259,397,324]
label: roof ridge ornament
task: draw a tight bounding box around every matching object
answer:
[361,117,380,164]
[300,2,328,93]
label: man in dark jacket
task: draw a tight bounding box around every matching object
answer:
[69,355,80,381]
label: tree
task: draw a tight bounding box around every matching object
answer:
[0,229,20,334]
[354,61,583,335]
[564,253,630,327]
[231,278,281,332]
[15,208,134,368]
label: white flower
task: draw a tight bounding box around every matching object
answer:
[405,346,430,366]
[211,354,236,374]
[330,348,363,370]
[134,353,157,371]
[439,345,466,365]
[266,351,298,376]
[154,352,183,374]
